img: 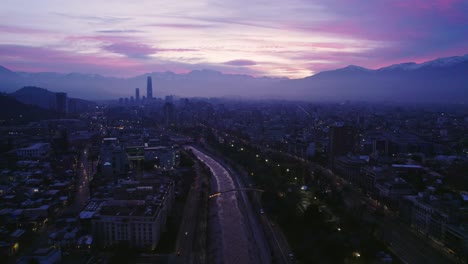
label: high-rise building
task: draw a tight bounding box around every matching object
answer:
[135,88,140,103]
[55,92,67,117]
[147,76,152,99]
[328,125,357,168]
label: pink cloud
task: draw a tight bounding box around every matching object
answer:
[103,42,157,58]
[0,25,53,35]
[224,59,257,66]
[0,44,150,76]
[149,23,214,29]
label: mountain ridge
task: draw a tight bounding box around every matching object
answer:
[0,54,467,102]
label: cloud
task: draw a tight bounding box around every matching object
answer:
[150,23,214,29]
[1,0,467,78]
[102,41,198,58]
[103,42,157,58]
[53,12,132,24]
[0,25,51,34]
[224,59,257,66]
[0,44,257,77]
[96,29,144,34]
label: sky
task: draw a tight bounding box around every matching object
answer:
[0,0,467,79]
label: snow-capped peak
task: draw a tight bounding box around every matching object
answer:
[419,54,468,68]
[379,62,418,71]
[341,65,371,71]
[379,54,468,71]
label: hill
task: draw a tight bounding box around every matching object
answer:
[0,93,58,125]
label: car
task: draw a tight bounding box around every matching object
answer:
[289,253,295,259]
[260,208,265,214]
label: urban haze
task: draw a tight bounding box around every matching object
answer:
[0,1,467,264]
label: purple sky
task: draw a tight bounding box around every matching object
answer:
[0,0,467,78]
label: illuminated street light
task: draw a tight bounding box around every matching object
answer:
[265,159,268,162]
[286,168,290,172]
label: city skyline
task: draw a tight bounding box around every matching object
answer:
[1,0,467,79]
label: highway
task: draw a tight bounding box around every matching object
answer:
[187,146,271,264]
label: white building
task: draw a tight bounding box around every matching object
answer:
[16,143,50,159]
[91,181,174,250]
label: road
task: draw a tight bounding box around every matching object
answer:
[64,147,92,215]
[187,146,271,264]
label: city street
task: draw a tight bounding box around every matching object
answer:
[64,147,92,215]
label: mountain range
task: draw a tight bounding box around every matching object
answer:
[0,54,467,103]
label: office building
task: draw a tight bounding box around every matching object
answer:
[328,125,357,168]
[147,76,152,99]
[135,88,140,103]
[91,180,174,250]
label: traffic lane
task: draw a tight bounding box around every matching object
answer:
[188,147,251,264]
[223,166,271,264]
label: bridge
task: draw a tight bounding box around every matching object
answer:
[209,188,265,198]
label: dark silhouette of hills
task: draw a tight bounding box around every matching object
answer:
[12,86,56,109]
[0,93,58,125]
[11,86,96,111]
[0,54,467,103]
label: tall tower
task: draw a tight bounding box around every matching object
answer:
[147,76,153,99]
[328,125,357,168]
[135,88,140,103]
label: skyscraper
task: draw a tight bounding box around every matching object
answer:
[328,125,357,168]
[135,88,140,103]
[147,76,153,99]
